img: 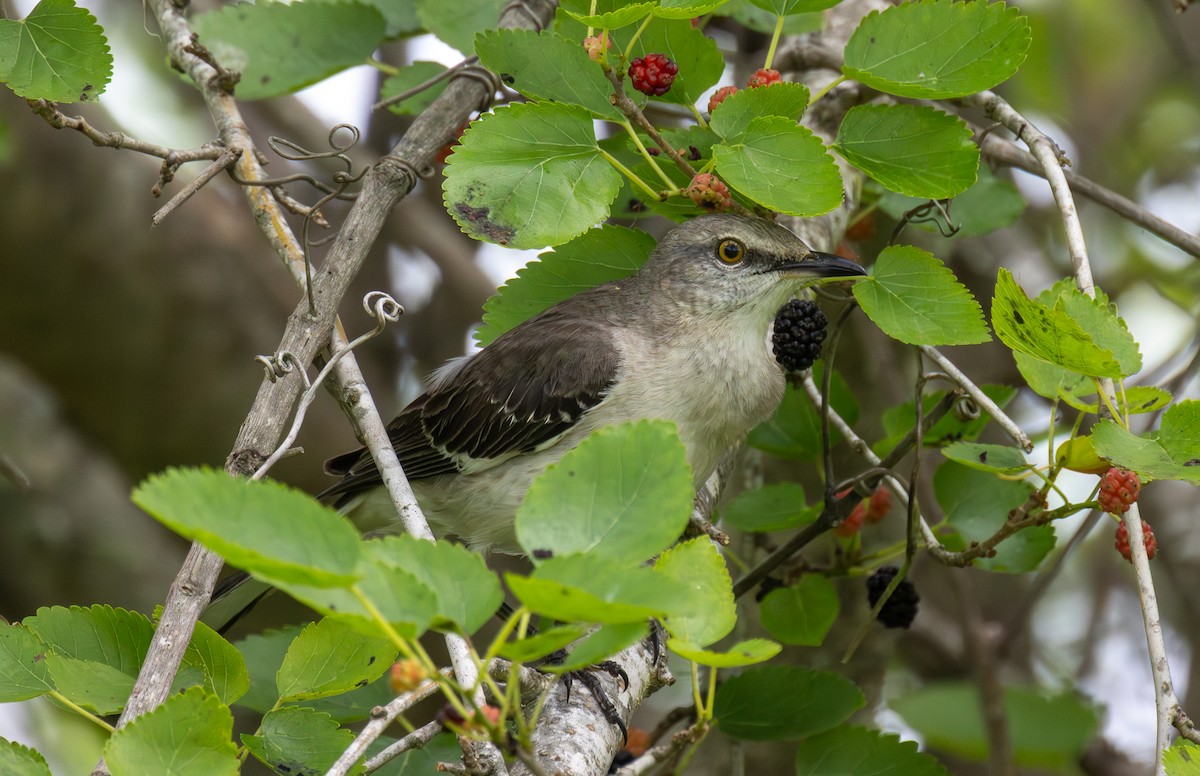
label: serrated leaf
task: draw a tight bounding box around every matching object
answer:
[991,269,1123,378]
[854,245,989,345]
[566,2,657,28]
[416,0,505,54]
[709,81,810,137]
[629,18,724,106]
[45,654,132,715]
[477,225,655,345]
[721,0,826,34]
[1054,436,1109,475]
[369,535,504,634]
[233,627,297,714]
[104,687,238,776]
[180,621,250,706]
[1045,282,1141,378]
[941,442,1031,474]
[540,622,648,673]
[892,683,1098,769]
[22,605,152,673]
[276,618,397,704]
[836,104,979,199]
[477,29,621,120]
[714,665,864,740]
[843,0,1031,99]
[343,0,422,38]
[1160,400,1200,464]
[0,0,111,103]
[192,2,386,100]
[759,575,838,646]
[720,482,816,532]
[654,538,735,646]
[510,554,691,624]
[713,116,843,216]
[655,0,731,20]
[133,467,361,589]
[796,725,950,775]
[443,103,621,248]
[516,421,693,565]
[242,707,354,775]
[497,624,590,663]
[0,624,52,702]
[747,0,841,13]
[1091,401,1200,484]
[668,638,781,667]
[0,738,52,776]
[380,62,449,116]
[934,462,1052,573]
[1165,742,1200,776]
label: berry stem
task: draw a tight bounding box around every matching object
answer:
[619,119,676,188]
[764,13,785,70]
[687,103,709,130]
[598,147,662,200]
[623,14,654,61]
[809,74,848,104]
[1093,377,1127,428]
[586,0,597,37]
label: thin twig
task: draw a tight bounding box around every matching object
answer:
[151,146,241,226]
[328,671,449,775]
[362,719,446,771]
[26,99,227,162]
[919,345,1033,452]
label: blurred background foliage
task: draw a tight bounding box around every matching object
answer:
[0,0,1198,773]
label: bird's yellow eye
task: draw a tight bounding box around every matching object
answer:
[717,239,745,264]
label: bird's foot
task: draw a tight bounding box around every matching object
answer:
[541,651,630,741]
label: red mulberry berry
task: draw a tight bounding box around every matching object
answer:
[834,500,867,538]
[748,68,782,88]
[866,485,893,523]
[1098,467,1141,515]
[629,54,678,97]
[685,173,732,210]
[1115,519,1157,563]
[708,85,738,113]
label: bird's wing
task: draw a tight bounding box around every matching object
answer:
[318,310,622,501]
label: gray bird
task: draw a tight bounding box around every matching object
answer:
[318,213,865,554]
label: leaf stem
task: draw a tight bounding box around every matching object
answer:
[809,74,847,104]
[621,120,676,188]
[51,691,115,732]
[764,14,785,70]
[599,147,662,201]
[623,14,654,61]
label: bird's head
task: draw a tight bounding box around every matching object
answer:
[644,214,866,315]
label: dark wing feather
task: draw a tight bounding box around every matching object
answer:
[317,307,621,502]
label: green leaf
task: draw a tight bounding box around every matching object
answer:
[720,0,825,34]
[276,619,397,704]
[715,665,864,740]
[654,538,736,647]
[0,0,111,103]
[655,0,732,20]
[23,605,152,672]
[795,725,950,775]
[747,0,841,13]
[516,421,693,565]
[0,624,52,702]
[233,628,298,715]
[991,269,1123,378]
[476,29,621,120]
[941,441,1031,474]
[191,2,386,100]
[242,707,354,775]
[380,62,450,116]
[566,2,657,28]
[497,624,590,663]
[134,468,361,589]
[749,370,859,459]
[1013,350,1091,404]
[272,542,440,639]
[835,104,979,199]
[1165,742,1200,776]
[854,245,989,346]
[709,82,810,138]
[720,482,816,532]
[843,0,1031,99]
[1049,284,1142,378]
[0,738,51,776]
[668,638,781,667]
[540,622,648,673]
[934,462,1053,573]
[876,385,1016,453]
[443,102,621,249]
[877,165,1026,238]
[345,0,422,38]
[509,554,691,624]
[1091,401,1200,484]
[891,683,1098,769]
[416,0,505,54]
[713,116,843,216]
[45,654,133,715]
[180,621,250,706]
[476,225,655,346]
[104,687,238,776]
[630,18,724,106]
[369,535,504,634]
[759,575,839,646]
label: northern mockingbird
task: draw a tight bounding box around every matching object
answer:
[206,214,863,627]
[319,214,864,553]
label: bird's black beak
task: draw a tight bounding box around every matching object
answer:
[777,251,867,279]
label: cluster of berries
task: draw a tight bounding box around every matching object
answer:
[866,566,919,629]
[772,299,828,373]
[1095,467,1158,564]
[834,484,893,538]
[707,68,783,112]
[685,173,732,210]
